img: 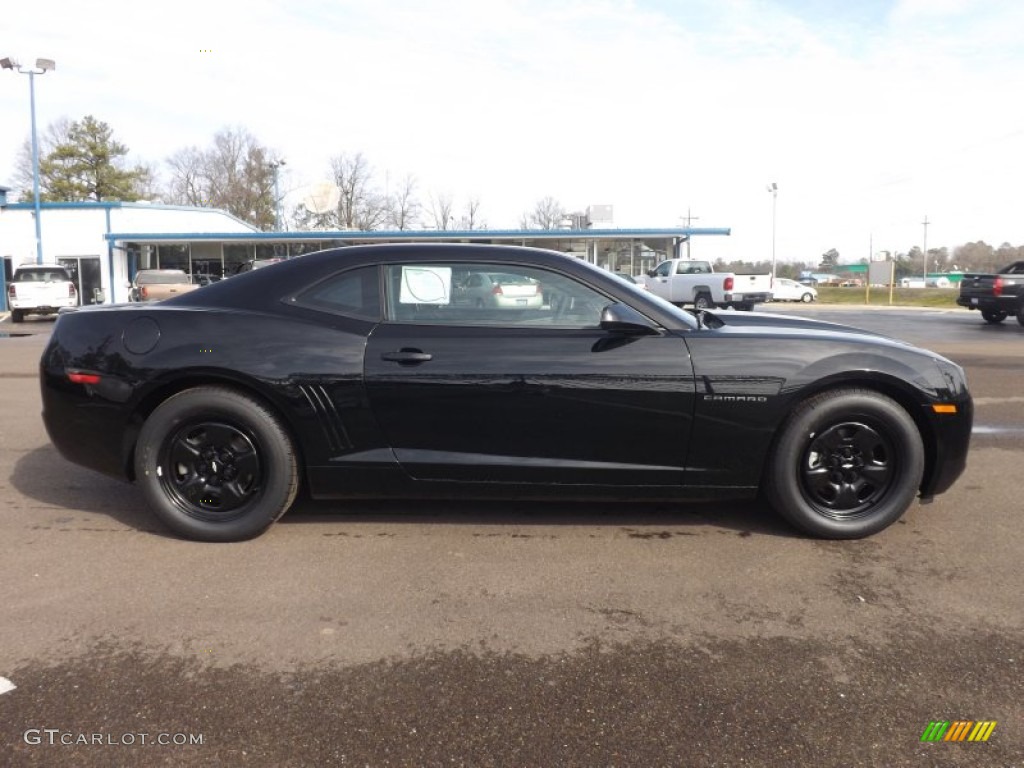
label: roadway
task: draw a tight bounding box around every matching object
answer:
[0,307,1020,767]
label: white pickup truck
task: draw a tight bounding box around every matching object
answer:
[638,259,773,311]
[6,264,78,323]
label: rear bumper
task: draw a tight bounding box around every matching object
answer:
[10,298,78,313]
[723,292,771,304]
[956,295,1018,313]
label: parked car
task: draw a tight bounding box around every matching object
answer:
[956,261,1024,325]
[40,244,972,542]
[637,259,772,310]
[128,269,202,303]
[7,264,78,322]
[457,271,543,309]
[232,258,285,275]
[770,278,818,303]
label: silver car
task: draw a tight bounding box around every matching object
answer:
[459,271,544,309]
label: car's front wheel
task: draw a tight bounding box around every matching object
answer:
[800,292,814,303]
[134,387,299,541]
[981,310,1007,324]
[765,388,924,539]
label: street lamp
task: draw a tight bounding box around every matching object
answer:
[270,158,286,230]
[2,56,56,264]
[767,182,778,280]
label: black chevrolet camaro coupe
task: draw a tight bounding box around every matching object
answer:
[40,244,972,542]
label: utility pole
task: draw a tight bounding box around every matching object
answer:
[922,215,929,281]
[679,208,700,259]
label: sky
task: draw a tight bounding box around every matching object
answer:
[2,0,1023,266]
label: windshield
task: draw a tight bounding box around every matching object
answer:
[571,259,700,330]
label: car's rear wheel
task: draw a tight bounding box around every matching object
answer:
[1017,305,1024,327]
[765,388,923,539]
[981,310,1007,324]
[134,387,299,542]
[694,292,713,310]
[11,309,24,323]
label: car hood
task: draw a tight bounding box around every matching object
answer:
[699,308,911,346]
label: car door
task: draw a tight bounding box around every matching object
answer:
[364,260,697,486]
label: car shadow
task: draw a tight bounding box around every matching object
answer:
[11,445,800,540]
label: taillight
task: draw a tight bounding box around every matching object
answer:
[69,282,77,298]
[6,284,14,300]
[67,372,101,385]
[141,286,149,299]
[492,284,503,295]
[993,277,1003,297]
[724,276,734,291]
[533,282,541,295]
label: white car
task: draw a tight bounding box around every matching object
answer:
[771,278,817,303]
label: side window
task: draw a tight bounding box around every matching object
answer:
[289,265,381,320]
[384,263,610,328]
[654,262,672,277]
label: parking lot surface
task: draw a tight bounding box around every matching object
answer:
[0,308,1021,767]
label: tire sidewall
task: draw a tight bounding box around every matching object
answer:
[767,390,924,539]
[135,388,297,542]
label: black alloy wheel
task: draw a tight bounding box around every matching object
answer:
[135,387,298,541]
[765,388,924,539]
[799,421,895,519]
[160,421,262,521]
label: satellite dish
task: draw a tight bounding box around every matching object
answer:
[303,181,340,214]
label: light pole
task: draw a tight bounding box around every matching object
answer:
[2,56,56,265]
[767,182,778,280]
[921,215,929,281]
[270,159,286,230]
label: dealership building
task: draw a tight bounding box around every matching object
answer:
[0,192,731,309]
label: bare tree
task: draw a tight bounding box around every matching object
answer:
[458,195,485,230]
[524,196,564,229]
[11,117,73,199]
[386,173,420,230]
[164,126,280,230]
[330,152,388,230]
[428,191,455,230]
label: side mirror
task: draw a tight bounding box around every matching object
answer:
[646,269,657,278]
[599,303,659,335]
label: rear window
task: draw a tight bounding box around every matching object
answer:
[14,268,70,283]
[137,272,190,285]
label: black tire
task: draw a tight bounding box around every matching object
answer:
[11,309,24,323]
[694,292,713,310]
[1017,306,1024,327]
[134,387,299,542]
[737,303,754,311]
[981,310,1007,324]
[765,388,924,539]
[800,292,814,303]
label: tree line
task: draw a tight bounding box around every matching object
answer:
[9,115,1023,273]
[11,117,572,235]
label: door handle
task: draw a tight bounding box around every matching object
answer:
[381,349,433,364]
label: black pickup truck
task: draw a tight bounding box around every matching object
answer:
[956,261,1024,325]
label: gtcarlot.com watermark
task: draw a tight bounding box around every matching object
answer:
[24,728,204,747]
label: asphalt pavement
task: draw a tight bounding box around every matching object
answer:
[0,308,1021,767]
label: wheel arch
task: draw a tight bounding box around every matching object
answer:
[123,371,306,484]
[761,373,937,497]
